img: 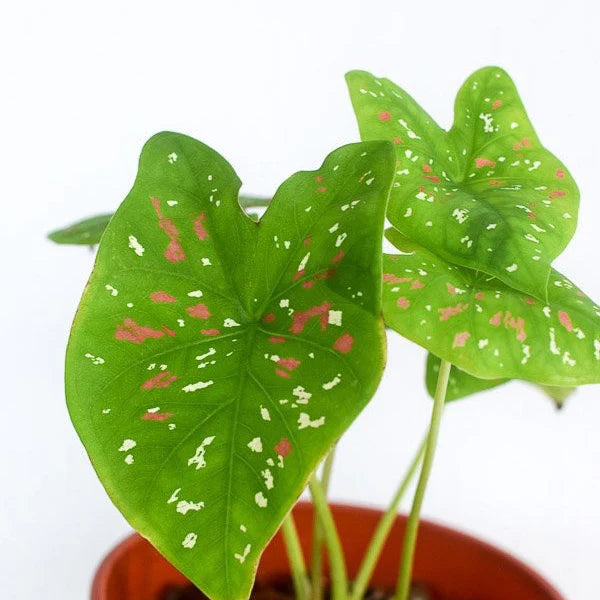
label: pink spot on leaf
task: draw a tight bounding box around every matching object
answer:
[115,319,175,344]
[150,291,177,303]
[193,212,209,241]
[438,303,469,321]
[396,297,410,309]
[201,329,221,336]
[333,333,354,354]
[165,240,186,263]
[513,138,533,151]
[423,175,441,183]
[558,311,573,332]
[269,336,286,344]
[384,273,411,284]
[489,312,502,326]
[332,250,344,265]
[263,313,276,323]
[379,111,391,121]
[492,99,503,110]
[151,197,186,263]
[277,357,301,371]
[411,279,424,290]
[142,412,173,421]
[393,137,403,145]
[555,169,565,179]
[187,303,211,319]
[275,438,292,457]
[290,302,331,334]
[276,369,291,379]
[141,371,178,390]
[489,311,527,341]
[452,332,470,348]
[474,158,496,169]
[548,190,566,199]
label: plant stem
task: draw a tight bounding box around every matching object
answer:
[239,194,271,208]
[350,437,427,600]
[395,359,451,600]
[309,476,348,600]
[311,448,337,600]
[281,514,310,600]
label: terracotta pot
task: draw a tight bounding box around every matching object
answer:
[92,502,564,600]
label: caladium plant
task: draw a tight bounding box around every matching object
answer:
[52,66,600,600]
[345,67,599,599]
[65,132,395,600]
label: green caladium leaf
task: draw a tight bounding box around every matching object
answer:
[425,352,507,402]
[346,67,579,299]
[66,132,394,600]
[426,353,576,407]
[48,213,113,245]
[383,228,600,385]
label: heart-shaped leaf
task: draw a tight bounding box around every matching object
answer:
[66,132,394,600]
[383,228,600,385]
[426,353,576,408]
[346,67,579,299]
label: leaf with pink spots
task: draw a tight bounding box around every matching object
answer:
[65,132,394,600]
[346,67,579,300]
[383,228,600,385]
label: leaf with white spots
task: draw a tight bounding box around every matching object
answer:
[383,228,600,385]
[346,67,579,299]
[66,132,394,600]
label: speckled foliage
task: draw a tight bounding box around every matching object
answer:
[346,67,579,300]
[66,133,395,600]
[383,229,600,385]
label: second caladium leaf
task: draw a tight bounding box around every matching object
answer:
[426,353,576,407]
[66,133,394,600]
[425,352,507,402]
[346,67,579,299]
[383,228,600,386]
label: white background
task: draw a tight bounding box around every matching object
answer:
[2,1,599,598]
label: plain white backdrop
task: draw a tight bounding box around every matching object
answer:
[2,1,599,598]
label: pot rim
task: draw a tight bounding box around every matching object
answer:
[92,501,564,600]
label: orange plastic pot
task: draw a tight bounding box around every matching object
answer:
[92,502,564,600]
